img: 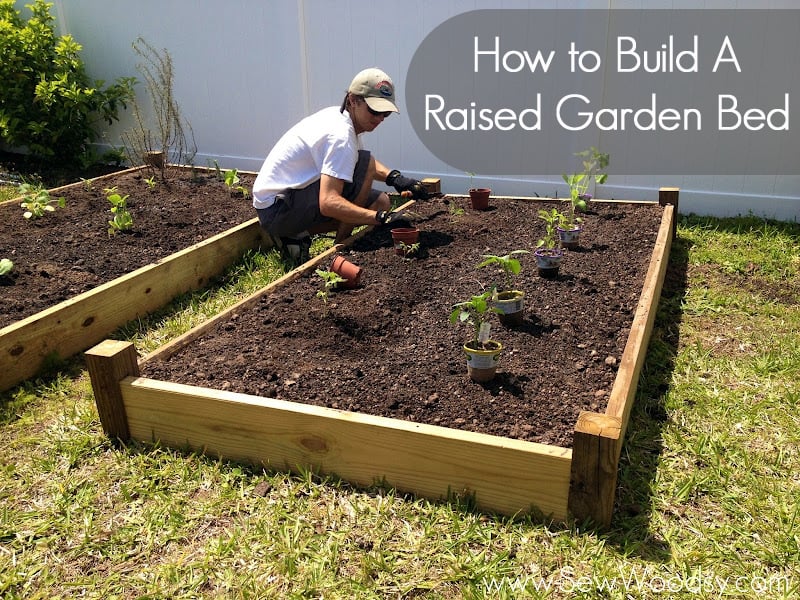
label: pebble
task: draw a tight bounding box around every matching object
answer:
[604,356,617,366]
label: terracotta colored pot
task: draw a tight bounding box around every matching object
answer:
[330,255,362,288]
[390,227,420,256]
[463,340,503,382]
[468,188,491,210]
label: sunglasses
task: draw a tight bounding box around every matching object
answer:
[365,103,392,118]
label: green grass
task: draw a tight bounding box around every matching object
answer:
[0,183,19,203]
[1,213,800,598]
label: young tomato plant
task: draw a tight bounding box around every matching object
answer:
[105,186,133,234]
[537,208,562,252]
[398,241,420,260]
[450,289,501,349]
[19,183,66,219]
[315,268,346,315]
[476,250,528,291]
[561,146,609,229]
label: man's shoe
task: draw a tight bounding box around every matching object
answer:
[280,235,312,264]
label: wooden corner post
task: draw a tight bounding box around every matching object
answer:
[568,411,622,527]
[85,340,140,440]
[658,187,679,239]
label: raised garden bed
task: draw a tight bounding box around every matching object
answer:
[0,166,265,391]
[87,189,676,525]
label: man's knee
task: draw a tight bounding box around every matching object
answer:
[373,191,391,211]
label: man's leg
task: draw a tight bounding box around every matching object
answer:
[335,154,391,243]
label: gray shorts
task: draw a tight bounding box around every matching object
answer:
[256,149,381,238]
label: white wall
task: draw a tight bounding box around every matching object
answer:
[13,0,800,221]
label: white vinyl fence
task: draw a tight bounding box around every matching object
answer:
[15,0,800,221]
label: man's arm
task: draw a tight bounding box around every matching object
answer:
[373,158,392,183]
[318,174,382,224]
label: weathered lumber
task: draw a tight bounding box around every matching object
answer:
[85,340,140,440]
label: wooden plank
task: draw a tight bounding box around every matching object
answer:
[604,204,674,445]
[85,340,140,440]
[568,202,674,526]
[421,178,441,194]
[122,376,573,520]
[0,166,145,207]
[1,218,266,391]
[568,411,622,526]
[659,187,680,238]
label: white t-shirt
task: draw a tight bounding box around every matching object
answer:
[252,106,363,209]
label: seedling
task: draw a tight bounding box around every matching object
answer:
[561,146,609,229]
[211,159,223,180]
[476,250,528,291]
[315,268,346,314]
[19,183,65,219]
[449,201,465,218]
[399,241,420,260]
[0,258,13,276]
[223,168,239,188]
[80,177,93,191]
[450,289,502,349]
[223,168,250,198]
[105,186,133,234]
[537,208,562,251]
[144,175,157,189]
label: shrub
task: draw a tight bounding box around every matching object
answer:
[0,0,136,165]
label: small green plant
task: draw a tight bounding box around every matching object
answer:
[105,186,133,234]
[537,208,562,251]
[19,183,65,219]
[0,258,13,276]
[211,159,223,180]
[450,289,501,348]
[224,168,250,197]
[315,268,346,313]
[144,175,157,189]
[398,241,420,260]
[561,146,609,229]
[223,168,239,188]
[80,177,93,191]
[448,201,465,218]
[476,250,528,291]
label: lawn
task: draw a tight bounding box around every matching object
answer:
[1,184,799,598]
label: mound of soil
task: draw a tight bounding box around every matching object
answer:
[0,167,255,328]
[142,197,665,448]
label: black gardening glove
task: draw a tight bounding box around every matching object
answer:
[386,169,430,200]
[375,210,408,226]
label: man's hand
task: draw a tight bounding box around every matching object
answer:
[386,169,430,200]
[375,210,408,226]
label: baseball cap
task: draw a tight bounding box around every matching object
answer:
[347,68,399,114]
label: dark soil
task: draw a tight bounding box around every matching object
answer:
[141,198,665,448]
[0,166,255,328]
